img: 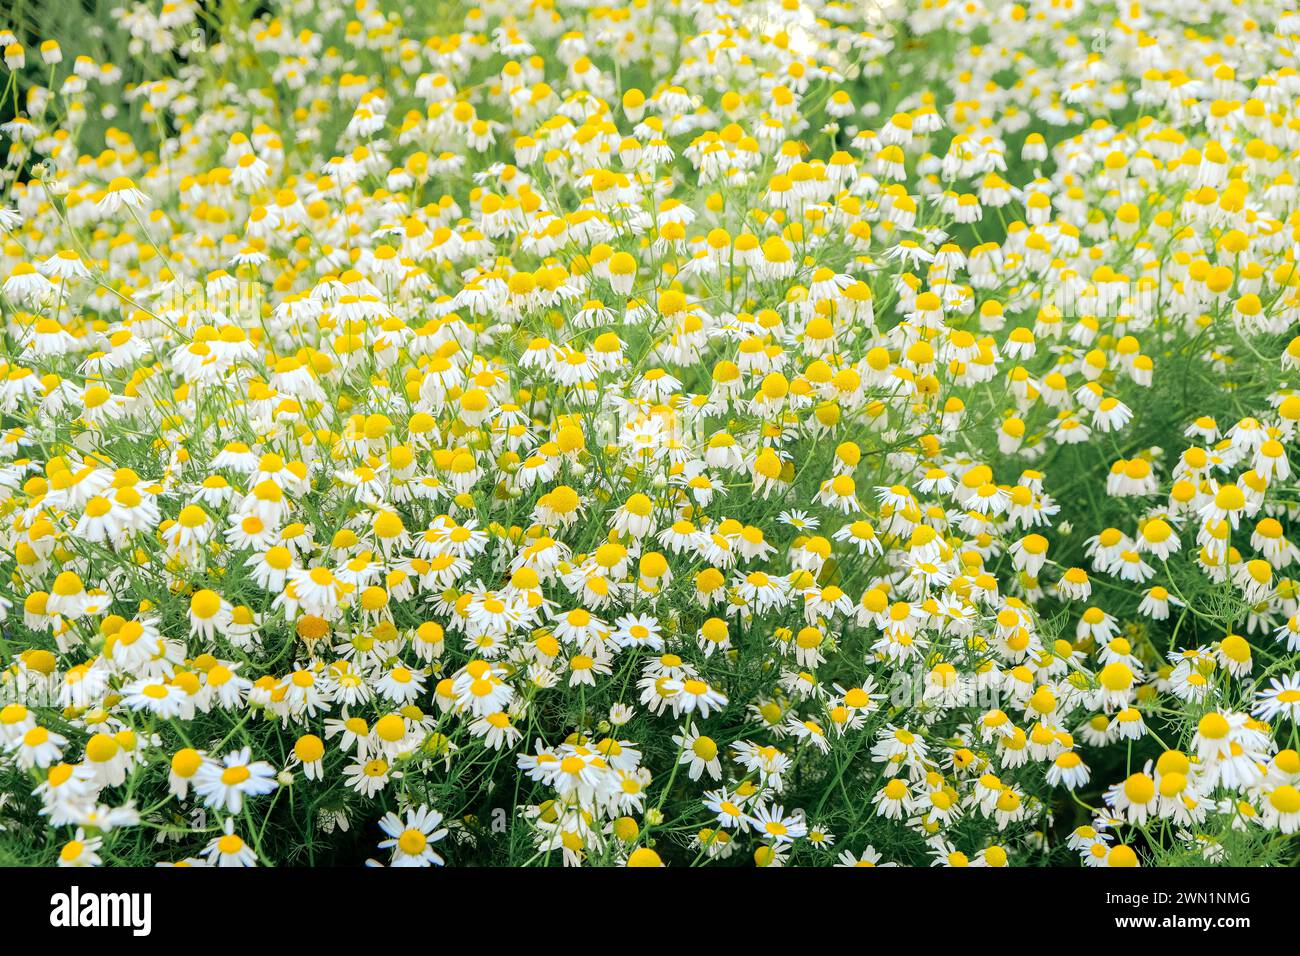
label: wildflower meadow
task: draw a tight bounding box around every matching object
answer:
[1,0,1300,873]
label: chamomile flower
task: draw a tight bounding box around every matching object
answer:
[377,805,448,866]
[192,748,279,813]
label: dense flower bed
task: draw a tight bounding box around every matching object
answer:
[1,0,1300,867]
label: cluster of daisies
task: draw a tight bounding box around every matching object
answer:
[1,0,1300,868]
